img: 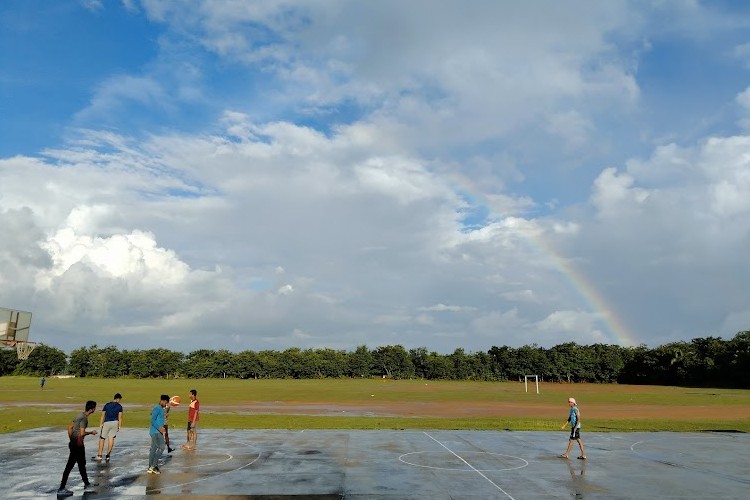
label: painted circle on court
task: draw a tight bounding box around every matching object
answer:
[399,451,528,471]
[148,439,262,493]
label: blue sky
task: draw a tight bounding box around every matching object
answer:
[2,0,750,353]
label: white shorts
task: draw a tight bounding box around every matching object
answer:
[100,420,119,439]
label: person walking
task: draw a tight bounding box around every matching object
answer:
[40,376,46,390]
[93,393,123,462]
[560,397,586,460]
[148,395,169,474]
[183,389,199,450]
[57,400,99,497]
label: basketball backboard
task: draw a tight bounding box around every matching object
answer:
[0,307,35,359]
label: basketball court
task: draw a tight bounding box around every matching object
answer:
[0,427,747,498]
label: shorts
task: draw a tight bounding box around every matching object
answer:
[187,421,198,431]
[569,427,581,440]
[100,420,119,439]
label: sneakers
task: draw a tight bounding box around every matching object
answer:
[168,447,175,453]
[92,455,103,461]
[147,466,161,474]
[105,454,110,463]
[56,488,73,498]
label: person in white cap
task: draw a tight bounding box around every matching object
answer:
[559,397,586,460]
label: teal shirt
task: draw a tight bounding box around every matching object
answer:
[569,405,581,429]
[149,404,164,436]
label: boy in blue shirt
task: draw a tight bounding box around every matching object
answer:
[560,397,586,460]
[148,395,169,474]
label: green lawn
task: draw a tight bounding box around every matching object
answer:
[2,376,748,434]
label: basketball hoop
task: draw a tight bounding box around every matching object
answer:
[16,341,37,361]
[1,307,35,360]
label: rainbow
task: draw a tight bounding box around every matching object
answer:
[518,221,639,347]
[458,189,640,347]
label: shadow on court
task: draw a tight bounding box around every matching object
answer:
[0,428,748,498]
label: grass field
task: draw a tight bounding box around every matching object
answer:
[1,376,748,434]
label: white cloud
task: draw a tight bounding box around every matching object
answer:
[537,310,608,344]
[420,304,475,313]
[500,290,538,303]
[591,167,650,218]
[3,1,750,354]
[545,111,594,150]
[75,76,169,123]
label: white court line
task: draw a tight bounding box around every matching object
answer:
[423,432,515,500]
[153,439,262,493]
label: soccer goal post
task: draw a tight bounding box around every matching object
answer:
[524,374,539,394]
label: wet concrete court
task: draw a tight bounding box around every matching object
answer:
[1,428,748,498]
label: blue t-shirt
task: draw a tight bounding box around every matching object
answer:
[569,405,581,429]
[149,404,165,436]
[102,401,123,422]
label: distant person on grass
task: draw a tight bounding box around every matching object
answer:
[184,389,199,450]
[560,397,586,460]
[148,395,169,474]
[57,400,99,497]
[40,376,45,390]
[93,393,123,463]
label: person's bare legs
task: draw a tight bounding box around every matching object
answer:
[184,425,196,449]
[187,427,197,449]
[576,438,586,459]
[561,439,575,458]
[95,436,105,459]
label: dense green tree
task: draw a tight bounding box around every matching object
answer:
[0,348,19,375]
[69,345,95,377]
[511,344,551,380]
[424,351,453,379]
[213,350,237,378]
[235,350,261,379]
[128,348,183,378]
[6,331,749,386]
[348,345,374,378]
[14,344,67,376]
[373,345,414,379]
[450,348,472,380]
[592,344,626,383]
[409,347,429,379]
[725,331,750,388]
[618,345,655,384]
[88,345,129,378]
[257,350,287,378]
[469,351,495,381]
[181,349,218,378]
[488,345,513,381]
[315,348,348,378]
[548,342,578,382]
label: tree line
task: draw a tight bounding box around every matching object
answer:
[2,331,748,388]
